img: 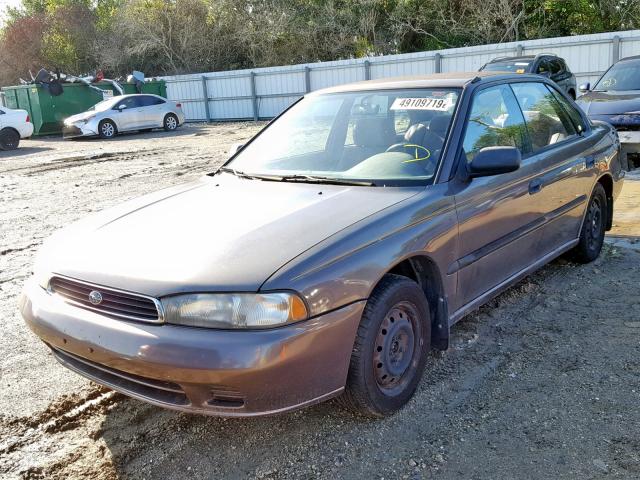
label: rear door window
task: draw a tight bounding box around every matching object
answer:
[510,82,577,151]
[462,84,529,162]
[139,96,165,107]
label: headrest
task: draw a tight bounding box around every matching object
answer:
[353,117,392,147]
[404,123,428,144]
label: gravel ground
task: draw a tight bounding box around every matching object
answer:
[1,124,639,479]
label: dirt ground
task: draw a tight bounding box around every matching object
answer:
[1,124,639,480]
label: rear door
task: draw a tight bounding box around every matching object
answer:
[139,95,167,126]
[510,81,592,253]
[453,83,543,307]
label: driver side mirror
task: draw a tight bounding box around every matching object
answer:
[228,143,244,157]
[116,104,127,111]
[468,146,521,178]
[578,82,590,93]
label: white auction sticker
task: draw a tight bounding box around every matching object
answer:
[390,97,452,111]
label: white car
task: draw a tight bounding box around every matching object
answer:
[63,94,186,139]
[0,106,34,150]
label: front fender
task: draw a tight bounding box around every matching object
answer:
[261,184,459,317]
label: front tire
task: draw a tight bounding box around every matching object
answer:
[340,274,431,417]
[163,113,179,131]
[0,129,20,150]
[98,119,117,139]
[570,183,607,263]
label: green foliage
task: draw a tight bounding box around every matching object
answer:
[1,0,640,86]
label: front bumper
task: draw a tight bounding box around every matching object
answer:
[63,123,96,139]
[19,280,364,416]
[588,114,640,169]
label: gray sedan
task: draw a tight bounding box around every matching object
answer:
[62,94,185,139]
[20,72,623,417]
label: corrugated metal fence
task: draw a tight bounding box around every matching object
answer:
[161,30,640,122]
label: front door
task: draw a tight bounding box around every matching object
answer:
[114,97,144,130]
[453,84,543,310]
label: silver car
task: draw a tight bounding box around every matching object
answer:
[63,94,185,139]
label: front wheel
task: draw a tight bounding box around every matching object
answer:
[98,119,117,139]
[570,183,607,263]
[0,129,20,150]
[163,113,179,131]
[339,274,431,417]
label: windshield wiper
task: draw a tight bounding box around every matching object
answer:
[218,168,375,186]
[279,174,376,186]
[217,167,283,181]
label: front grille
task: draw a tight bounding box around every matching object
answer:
[51,347,189,406]
[49,276,161,323]
[62,125,83,137]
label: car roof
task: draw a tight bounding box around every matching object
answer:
[117,93,159,98]
[617,55,640,63]
[313,71,541,94]
[487,54,560,63]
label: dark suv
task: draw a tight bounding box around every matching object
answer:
[480,54,577,99]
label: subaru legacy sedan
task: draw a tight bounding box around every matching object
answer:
[20,72,623,417]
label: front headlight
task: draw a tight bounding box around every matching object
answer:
[161,292,308,329]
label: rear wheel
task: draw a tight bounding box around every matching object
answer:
[98,119,117,139]
[163,113,178,131]
[339,274,430,417]
[570,183,607,263]
[0,128,20,150]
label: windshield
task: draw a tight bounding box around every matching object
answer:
[89,97,118,112]
[482,61,531,73]
[225,88,460,185]
[594,60,640,91]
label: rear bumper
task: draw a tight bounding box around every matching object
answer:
[19,279,364,416]
[20,123,34,139]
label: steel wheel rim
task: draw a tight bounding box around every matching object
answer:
[373,301,419,394]
[587,197,603,250]
[102,123,114,137]
[166,116,177,129]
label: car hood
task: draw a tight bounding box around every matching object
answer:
[36,173,421,297]
[576,90,640,115]
[65,111,97,124]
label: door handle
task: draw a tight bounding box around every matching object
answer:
[529,179,543,194]
[585,155,596,168]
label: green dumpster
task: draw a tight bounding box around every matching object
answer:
[0,80,167,136]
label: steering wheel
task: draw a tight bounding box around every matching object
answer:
[386,143,432,162]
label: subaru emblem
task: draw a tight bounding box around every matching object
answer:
[88,290,103,305]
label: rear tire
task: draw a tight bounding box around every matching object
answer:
[98,119,117,139]
[339,274,431,417]
[163,113,179,131]
[0,128,20,150]
[570,183,607,263]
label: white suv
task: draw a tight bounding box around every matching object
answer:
[0,106,34,150]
